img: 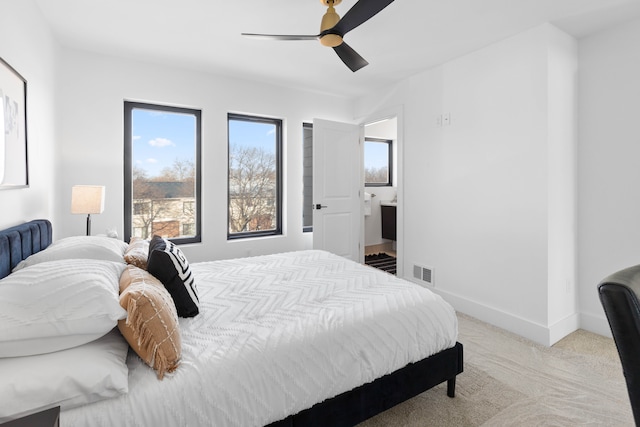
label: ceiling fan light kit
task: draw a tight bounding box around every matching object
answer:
[242,0,395,72]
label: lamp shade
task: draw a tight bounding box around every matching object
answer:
[71,185,105,214]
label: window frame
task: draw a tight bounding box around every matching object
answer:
[227,113,283,240]
[364,137,393,187]
[124,101,202,245]
[302,122,313,233]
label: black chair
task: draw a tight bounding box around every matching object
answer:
[598,264,640,426]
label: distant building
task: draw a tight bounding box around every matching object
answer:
[132,181,195,239]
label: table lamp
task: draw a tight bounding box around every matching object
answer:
[71,185,105,236]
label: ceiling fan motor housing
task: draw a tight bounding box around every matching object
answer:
[320,0,343,47]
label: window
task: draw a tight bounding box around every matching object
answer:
[183,200,194,215]
[364,138,392,187]
[182,223,195,236]
[133,201,150,216]
[124,101,201,244]
[227,113,282,239]
[302,123,313,232]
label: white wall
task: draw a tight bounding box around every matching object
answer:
[578,17,640,337]
[546,27,579,343]
[0,1,58,230]
[54,48,353,262]
[354,24,578,345]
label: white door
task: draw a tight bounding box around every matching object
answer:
[312,118,363,262]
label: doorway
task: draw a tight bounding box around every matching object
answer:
[363,116,400,275]
[308,112,403,277]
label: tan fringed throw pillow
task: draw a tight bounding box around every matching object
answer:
[123,237,150,270]
[118,265,181,379]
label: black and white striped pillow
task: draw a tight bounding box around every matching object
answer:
[147,236,199,317]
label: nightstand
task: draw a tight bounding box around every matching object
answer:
[1,407,59,427]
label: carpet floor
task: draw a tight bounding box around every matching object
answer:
[358,313,633,426]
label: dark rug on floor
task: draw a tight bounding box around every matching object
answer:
[365,253,396,275]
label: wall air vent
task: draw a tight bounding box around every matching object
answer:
[413,264,434,286]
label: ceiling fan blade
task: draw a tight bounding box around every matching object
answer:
[333,42,368,72]
[331,0,395,36]
[242,33,318,41]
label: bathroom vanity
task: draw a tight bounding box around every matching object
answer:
[380,202,397,241]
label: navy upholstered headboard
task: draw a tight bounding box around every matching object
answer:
[0,219,52,280]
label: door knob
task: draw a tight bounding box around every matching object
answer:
[314,204,328,210]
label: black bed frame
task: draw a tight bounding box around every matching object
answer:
[269,342,463,427]
[0,219,463,427]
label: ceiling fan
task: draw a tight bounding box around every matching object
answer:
[242,0,395,72]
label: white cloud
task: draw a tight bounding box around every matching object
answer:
[267,129,275,135]
[147,158,158,164]
[149,137,174,147]
[133,135,142,141]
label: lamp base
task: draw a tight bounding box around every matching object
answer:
[86,214,92,236]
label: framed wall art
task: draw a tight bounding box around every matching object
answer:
[0,56,28,189]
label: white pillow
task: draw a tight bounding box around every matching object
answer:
[12,236,128,272]
[0,259,127,357]
[0,329,129,423]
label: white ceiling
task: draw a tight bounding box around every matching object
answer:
[34,0,640,98]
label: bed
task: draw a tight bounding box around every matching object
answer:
[0,219,463,426]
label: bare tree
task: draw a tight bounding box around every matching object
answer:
[159,158,195,182]
[228,145,277,233]
[132,182,168,239]
[365,166,389,184]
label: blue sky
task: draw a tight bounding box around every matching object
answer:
[228,118,276,152]
[364,140,389,169]
[132,108,196,177]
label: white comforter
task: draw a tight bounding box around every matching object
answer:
[62,250,458,427]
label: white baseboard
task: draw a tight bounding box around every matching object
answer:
[428,286,580,346]
[548,313,581,345]
[579,311,612,338]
